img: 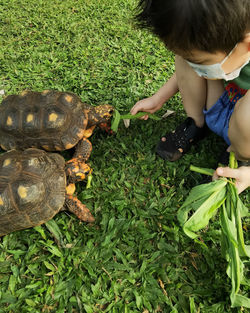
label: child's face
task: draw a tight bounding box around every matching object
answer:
[181,40,250,80]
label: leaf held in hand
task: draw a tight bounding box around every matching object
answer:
[111,109,161,132]
[179,152,250,307]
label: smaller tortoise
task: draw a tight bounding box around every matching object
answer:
[0,90,114,178]
[0,148,94,237]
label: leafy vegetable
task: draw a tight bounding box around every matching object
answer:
[111,109,161,132]
[178,152,250,308]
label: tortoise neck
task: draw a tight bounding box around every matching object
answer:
[86,106,97,127]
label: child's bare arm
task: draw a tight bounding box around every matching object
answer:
[130,73,178,120]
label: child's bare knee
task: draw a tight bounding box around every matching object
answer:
[229,98,250,160]
[230,137,250,160]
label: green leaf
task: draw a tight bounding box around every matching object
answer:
[235,197,250,257]
[221,204,245,302]
[231,294,250,308]
[111,109,121,132]
[183,187,226,238]
[180,179,227,209]
[177,179,227,226]
[111,110,161,132]
[220,202,238,248]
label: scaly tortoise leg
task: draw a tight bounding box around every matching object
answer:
[83,125,96,139]
[73,137,93,163]
[65,194,95,223]
[65,157,92,184]
[65,138,92,182]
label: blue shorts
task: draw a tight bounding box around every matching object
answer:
[203,91,243,145]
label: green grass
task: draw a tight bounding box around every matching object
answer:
[0,0,249,312]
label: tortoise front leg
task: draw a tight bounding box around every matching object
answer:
[65,194,95,223]
[73,137,92,163]
[65,157,92,184]
[82,125,96,138]
[65,138,92,182]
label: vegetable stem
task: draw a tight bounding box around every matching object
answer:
[120,112,161,121]
[190,165,215,176]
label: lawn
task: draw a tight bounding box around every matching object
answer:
[0,0,249,312]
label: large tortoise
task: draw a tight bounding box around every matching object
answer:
[0,90,114,172]
[0,148,94,237]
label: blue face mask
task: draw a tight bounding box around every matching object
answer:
[186,45,250,81]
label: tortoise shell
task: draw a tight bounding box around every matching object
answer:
[0,90,89,151]
[0,148,66,236]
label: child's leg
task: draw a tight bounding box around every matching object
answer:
[204,80,250,162]
[157,56,208,161]
[228,92,250,161]
[206,80,225,110]
[175,55,206,127]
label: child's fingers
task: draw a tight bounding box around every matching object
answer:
[130,100,146,114]
[130,103,149,119]
[130,105,139,115]
[216,167,239,179]
[216,167,246,194]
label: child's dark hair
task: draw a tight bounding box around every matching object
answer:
[136,0,250,54]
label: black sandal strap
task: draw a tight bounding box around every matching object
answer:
[156,117,208,161]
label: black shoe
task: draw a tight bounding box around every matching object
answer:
[218,149,250,167]
[156,117,208,161]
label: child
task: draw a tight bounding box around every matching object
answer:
[131,0,250,193]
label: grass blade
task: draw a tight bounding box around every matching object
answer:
[45,219,64,247]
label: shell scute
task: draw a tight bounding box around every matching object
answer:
[1,108,21,131]
[11,180,45,209]
[57,92,80,108]
[43,106,67,131]
[22,107,42,132]
[0,189,15,216]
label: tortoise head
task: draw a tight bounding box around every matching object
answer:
[65,158,92,183]
[87,104,114,127]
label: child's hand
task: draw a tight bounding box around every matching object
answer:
[130,96,163,120]
[214,166,250,194]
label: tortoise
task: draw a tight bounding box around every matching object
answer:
[0,90,114,173]
[0,148,94,237]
